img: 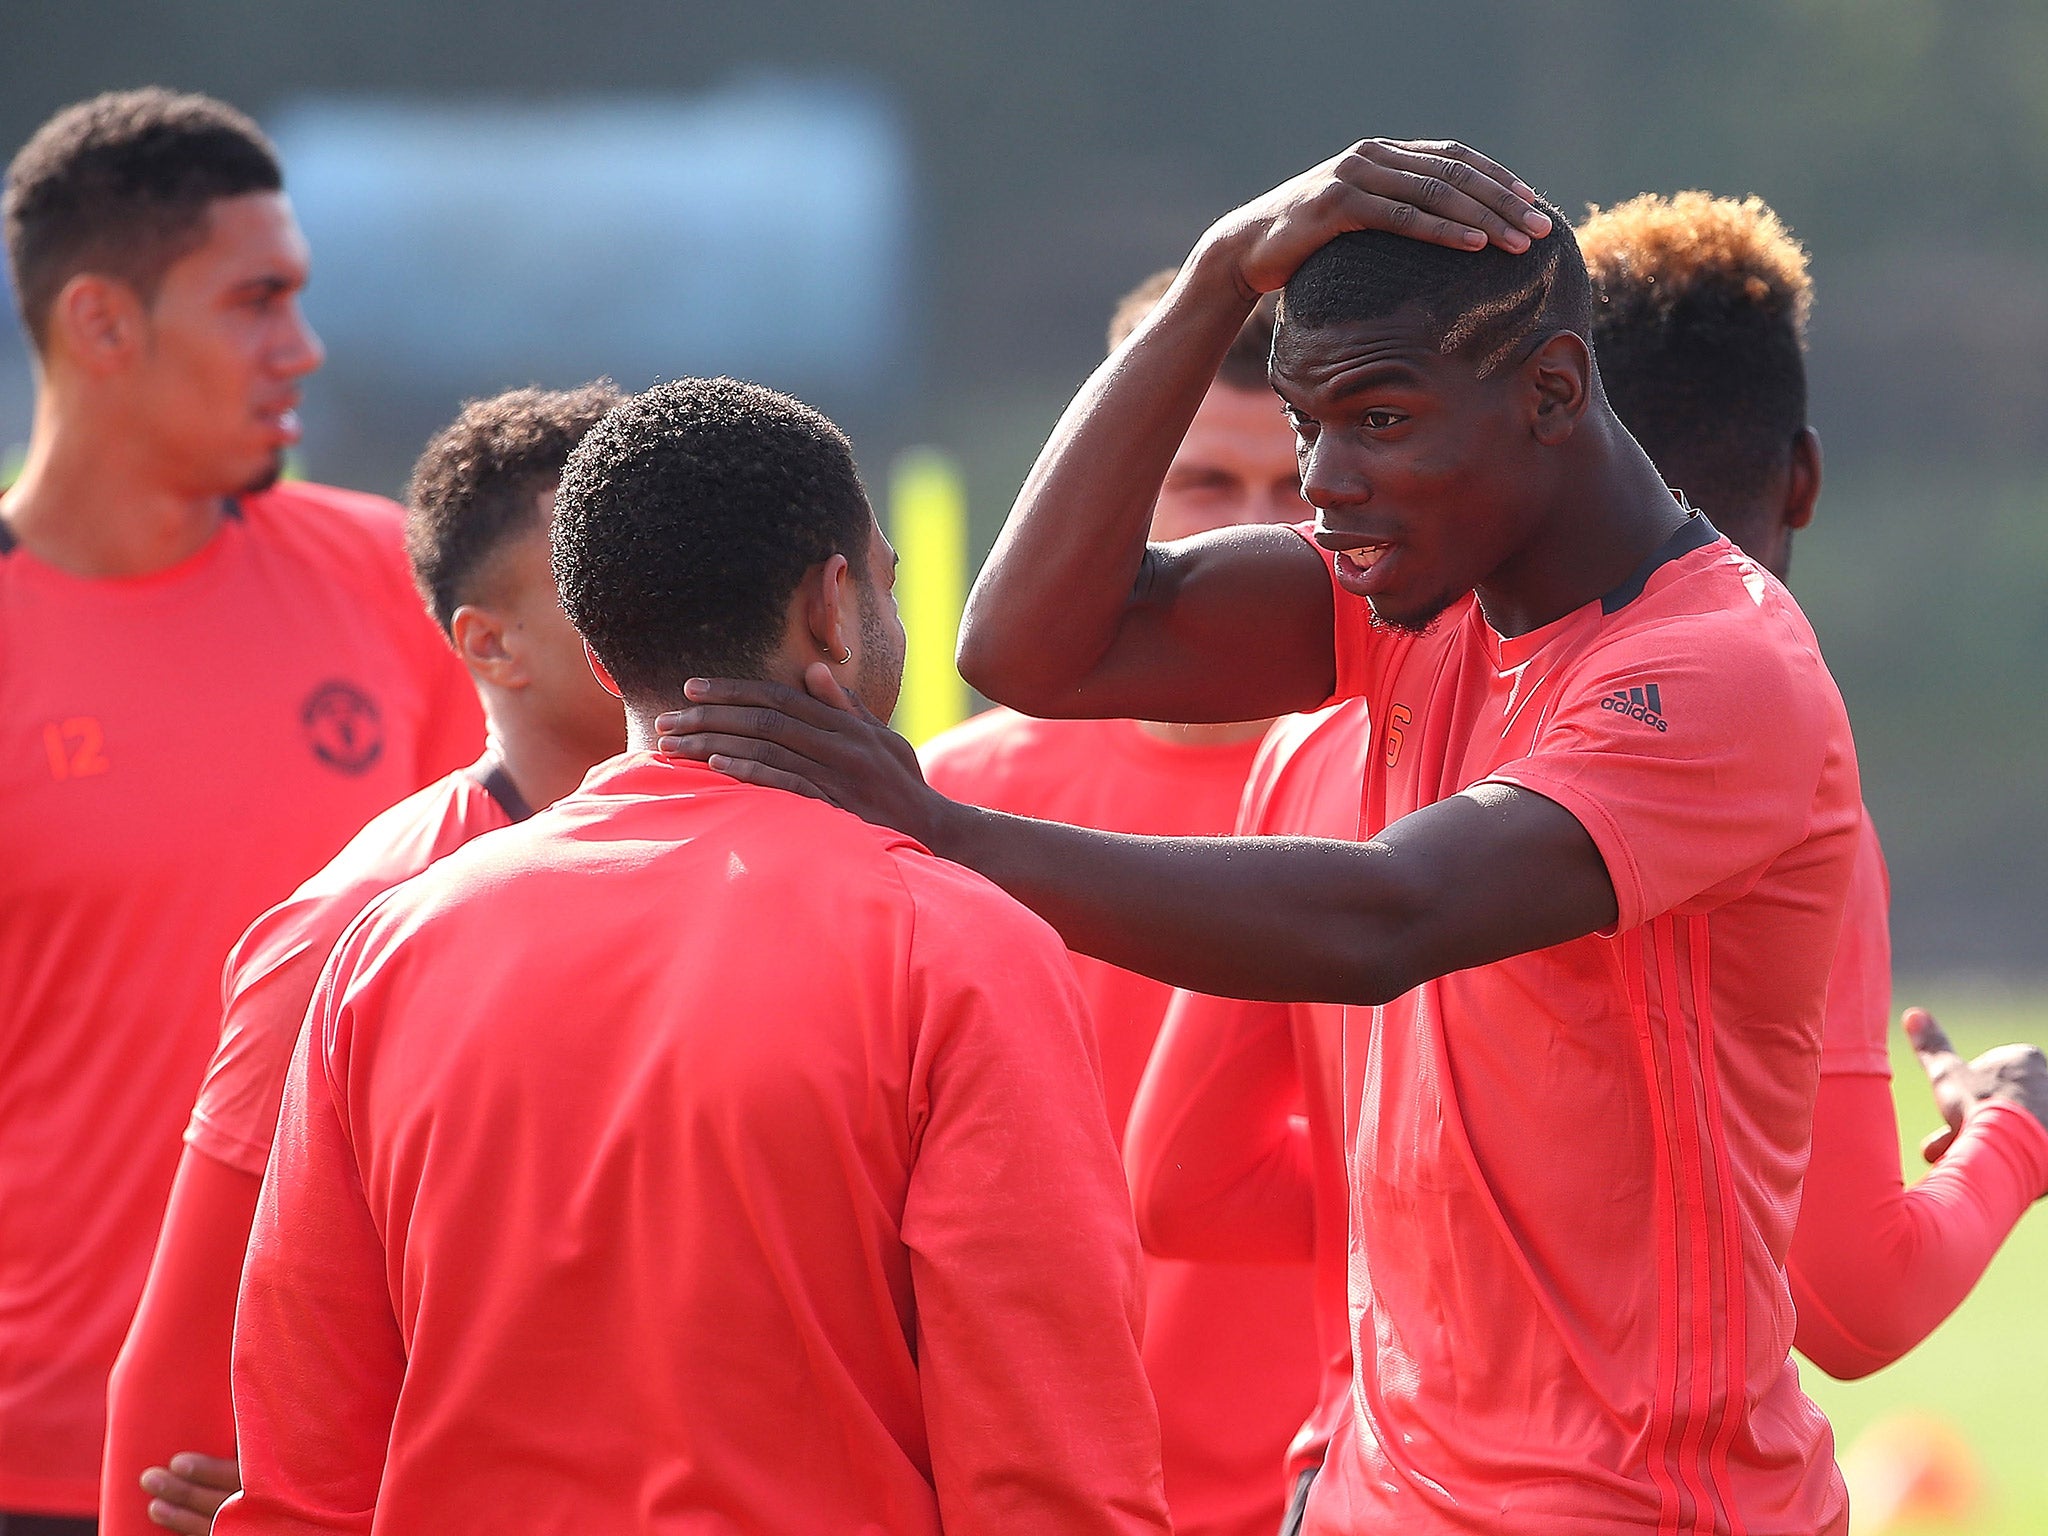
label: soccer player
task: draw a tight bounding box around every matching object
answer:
[920,272,1318,1536]
[0,90,480,1529]
[98,384,627,1536]
[657,141,1864,1534]
[216,379,1170,1535]
[1122,702,1369,1533]
[1577,192,2048,1376]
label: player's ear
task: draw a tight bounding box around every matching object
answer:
[1526,330,1591,447]
[1784,426,1822,532]
[583,639,623,699]
[451,603,527,689]
[801,552,856,665]
[50,274,145,374]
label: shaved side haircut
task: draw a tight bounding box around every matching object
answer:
[3,88,281,350]
[1279,195,1590,379]
[1581,192,1812,520]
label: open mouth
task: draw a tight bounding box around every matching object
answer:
[1314,525,1402,594]
[258,406,302,446]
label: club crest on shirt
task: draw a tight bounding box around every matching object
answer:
[301,679,384,774]
[1598,682,1669,732]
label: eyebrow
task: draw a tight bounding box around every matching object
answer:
[228,273,301,299]
[1274,358,1429,407]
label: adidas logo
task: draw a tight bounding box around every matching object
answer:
[1599,683,1669,732]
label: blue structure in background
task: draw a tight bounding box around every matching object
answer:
[0,76,915,475]
[274,78,912,396]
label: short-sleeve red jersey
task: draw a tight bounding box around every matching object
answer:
[187,759,523,1177]
[218,754,1168,1536]
[923,711,1322,1536]
[1298,515,1860,1536]
[0,485,481,1516]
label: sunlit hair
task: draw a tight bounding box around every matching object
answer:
[551,378,871,705]
[405,382,626,634]
[1107,265,1279,390]
[1581,191,1811,516]
[1279,197,1590,380]
[3,88,281,351]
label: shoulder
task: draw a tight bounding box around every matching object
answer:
[234,481,415,593]
[883,832,1076,991]
[1576,541,1846,730]
[920,707,1116,792]
[298,769,499,900]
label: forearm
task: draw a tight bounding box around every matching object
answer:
[935,804,1413,1004]
[101,1149,258,1536]
[957,246,1257,712]
[1791,1074,2048,1379]
[1125,990,1315,1262]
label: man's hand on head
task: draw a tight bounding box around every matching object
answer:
[1199,138,1553,301]
[1906,1006,2048,1173]
[141,1450,239,1534]
[656,664,959,852]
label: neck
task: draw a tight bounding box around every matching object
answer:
[1473,410,1691,638]
[0,396,227,577]
[1135,717,1275,748]
[487,701,613,813]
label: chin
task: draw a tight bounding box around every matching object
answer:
[1366,592,1459,637]
[236,451,288,497]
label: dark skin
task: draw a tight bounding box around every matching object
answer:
[1708,430,2048,1163]
[655,139,1687,1004]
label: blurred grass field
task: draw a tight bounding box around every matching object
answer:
[1798,984,2048,1536]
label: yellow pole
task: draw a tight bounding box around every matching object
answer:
[888,447,971,745]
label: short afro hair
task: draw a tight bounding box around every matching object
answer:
[405,382,626,633]
[1279,196,1591,380]
[1108,265,1279,391]
[4,88,282,351]
[1581,191,1811,517]
[551,378,872,704]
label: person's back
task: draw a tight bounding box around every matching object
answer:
[220,376,1170,1535]
[225,753,1159,1533]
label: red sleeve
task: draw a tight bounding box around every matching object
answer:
[215,936,406,1536]
[1790,1075,2048,1379]
[1124,987,1314,1264]
[1818,813,1894,1077]
[1288,522,1384,705]
[100,1147,263,1536]
[1486,612,1846,930]
[188,898,348,1176]
[898,862,1171,1535]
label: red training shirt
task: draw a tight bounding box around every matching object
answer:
[219,754,1169,1535]
[100,759,525,1535]
[0,485,481,1516]
[1297,515,1861,1536]
[923,711,1323,1536]
[1123,701,1370,1495]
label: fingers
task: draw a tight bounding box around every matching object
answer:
[801,660,857,713]
[654,732,828,784]
[167,1451,239,1490]
[656,677,855,741]
[1340,140,1550,252]
[1921,1125,1959,1165]
[703,753,835,805]
[1905,1007,1965,1085]
[654,702,835,760]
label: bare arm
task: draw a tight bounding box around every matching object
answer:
[659,672,1616,1004]
[959,139,1550,721]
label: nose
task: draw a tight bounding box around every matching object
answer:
[1298,436,1368,512]
[279,301,325,380]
